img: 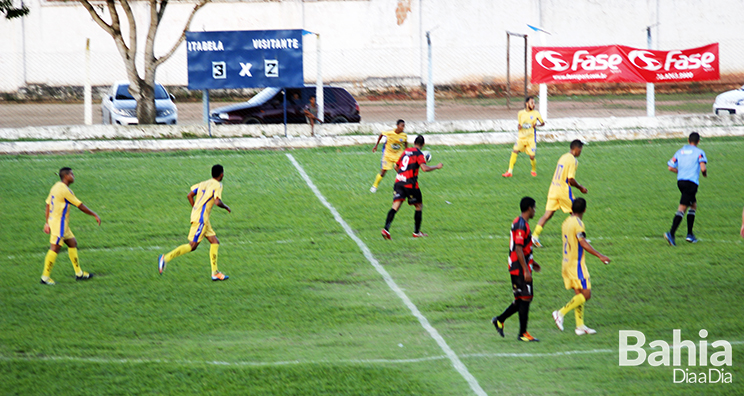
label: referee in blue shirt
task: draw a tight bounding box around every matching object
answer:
[664,132,708,246]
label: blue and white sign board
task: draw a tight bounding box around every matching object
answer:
[186,30,304,90]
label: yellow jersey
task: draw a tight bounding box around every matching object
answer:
[190,178,223,224]
[561,215,590,288]
[382,130,408,161]
[46,181,82,228]
[517,109,543,140]
[548,152,578,200]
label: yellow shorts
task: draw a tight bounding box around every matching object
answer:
[381,154,401,171]
[562,261,591,290]
[188,221,216,244]
[49,222,75,245]
[513,138,536,156]
[545,192,573,213]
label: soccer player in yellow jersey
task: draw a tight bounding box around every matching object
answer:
[158,164,232,281]
[502,96,545,178]
[370,119,408,193]
[40,167,101,285]
[551,198,610,335]
[531,140,587,247]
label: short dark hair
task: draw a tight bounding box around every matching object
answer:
[572,197,587,214]
[397,119,405,126]
[525,96,534,103]
[520,196,536,213]
[570,139,584,150]
[212,164,224,178]
[414,135,425,146]
[59,167,72,180]
[689,132,700,144]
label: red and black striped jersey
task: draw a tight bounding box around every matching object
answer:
[508,216,533,275]
[394,147,427,188]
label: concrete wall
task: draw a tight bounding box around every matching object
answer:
[1,0,742,92]
[2,114,743,154]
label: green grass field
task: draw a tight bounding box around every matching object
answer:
[1,137,742,395]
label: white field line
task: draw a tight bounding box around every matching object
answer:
[285,153,487,396]
[3,341,742,367]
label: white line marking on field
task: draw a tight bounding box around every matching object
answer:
[4,341,743,368]
[286,153,487,396]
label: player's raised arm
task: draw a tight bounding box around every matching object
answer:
[372,134,384,153]
[568,177,587,194]
[43,204,51,234]
[77,203,101,226]
[578,238,610,264]
[216,198,231,214]
[421,163,443,172]
[187,189,197,207]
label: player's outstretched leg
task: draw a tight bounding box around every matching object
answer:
[159,244,192,274]
[40,250,58,285]
[492,300,520,338]
[382,208,397,240]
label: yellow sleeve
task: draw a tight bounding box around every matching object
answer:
[215,183,223,200]
[536,111,544,123]
[565,157,577,180]
[45,191,52,205]
[575,219,586,240]
[62,188,82,207]
[190,183,199,194]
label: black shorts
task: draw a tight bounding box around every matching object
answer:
[511,273,534,301]
[393,184,423,205]
[677,180,698,206]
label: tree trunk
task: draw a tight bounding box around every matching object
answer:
[135,80,157,124]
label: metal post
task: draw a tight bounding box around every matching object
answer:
[283,88,288,138]
[523,34,528,100]
[84,39,92,125]
[202,89,211,137]
[426,31,434,122]
[316,34,324,124]
[21,0,27,85]
[506,32,510,109]
[646,26,655,117]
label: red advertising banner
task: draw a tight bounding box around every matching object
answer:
[531,43,719,84]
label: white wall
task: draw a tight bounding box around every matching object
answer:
[0,0,742,92]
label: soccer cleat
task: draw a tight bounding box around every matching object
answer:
[501,171,513,178]
[492,317,505,338]
[158,254,166,274]
[664,232,676,247]
[685,234,698,243]
[531,235,543,248]
[552,310,564,331]
[381,229,391,240]
[531,171,537,177]
[575,325,597,335]
[75,272,93,281]
[412,232,428,238]
[40,278,56,285]
[518,332,539,342]
[211,272,229,281]
[369,186,377,193]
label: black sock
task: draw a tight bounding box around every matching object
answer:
[518,300,531,335]
[670,211,684,236]
[384,209,397,231]
[497,300,520,323]
[687,209,696,235]
[414,210,422,233]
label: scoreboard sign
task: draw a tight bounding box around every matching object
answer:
[186,30,304,90]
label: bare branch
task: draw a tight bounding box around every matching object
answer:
[154,0,209,68]
[157,0,168,26]
[120,0,138,59]
[105,0,120,35]
[76,0,115,36]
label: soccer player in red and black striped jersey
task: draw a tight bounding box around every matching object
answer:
[381,135,443,239]
[492,196,542,342]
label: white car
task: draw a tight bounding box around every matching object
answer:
[102,81,178,125]
[713,85,744,115]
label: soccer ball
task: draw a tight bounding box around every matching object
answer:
[422,150,432,162]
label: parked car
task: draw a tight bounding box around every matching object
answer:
[102,81,178,125]
[713,84,744,115]
[210,86,361,124]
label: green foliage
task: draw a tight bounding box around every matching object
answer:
[1,139,742,395]
[1,0,29,19]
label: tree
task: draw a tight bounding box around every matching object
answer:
[78,0,208,124]
[1,0,29,19]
